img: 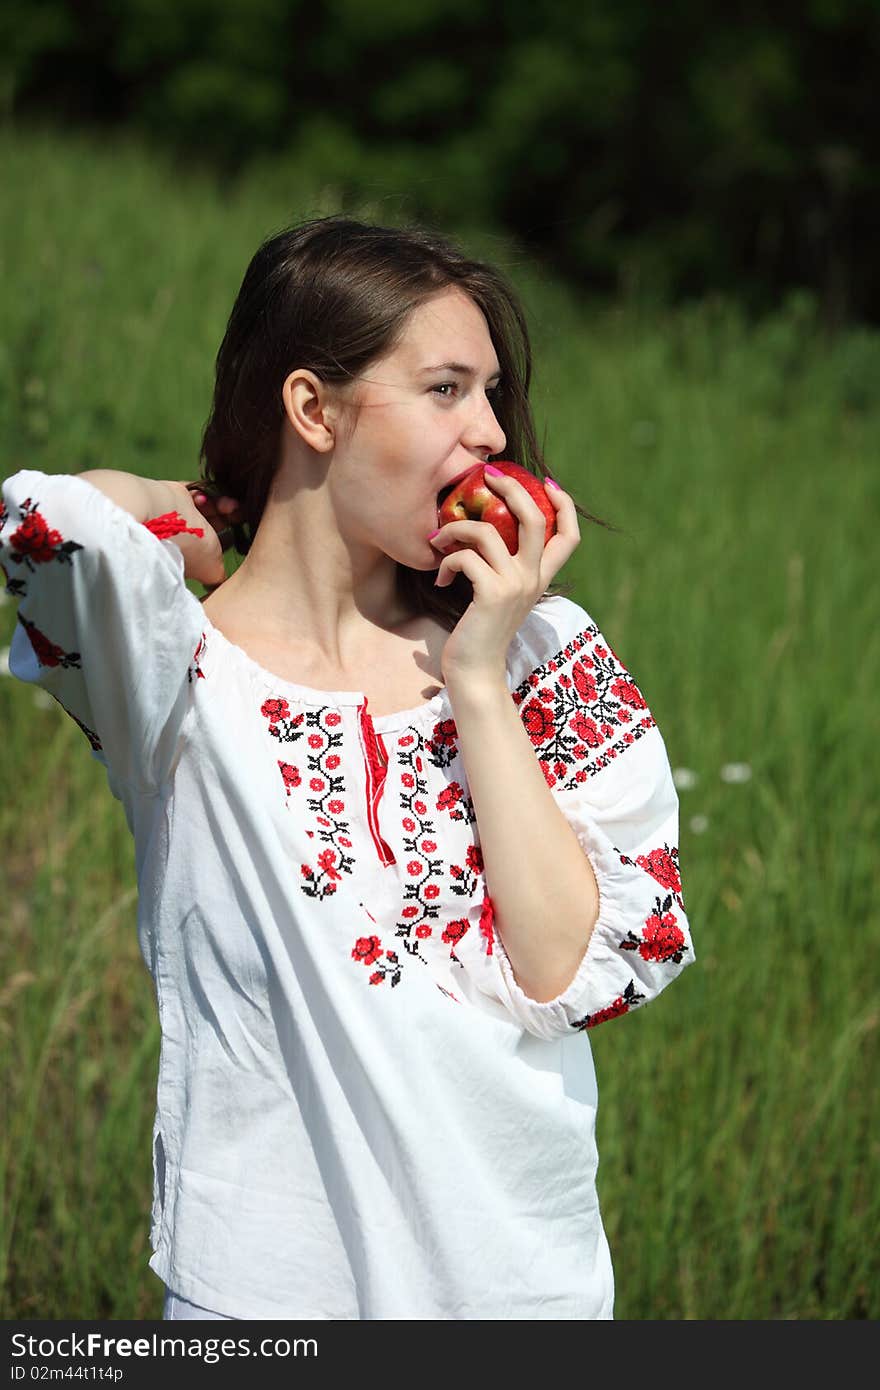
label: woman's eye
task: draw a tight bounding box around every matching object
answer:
[432,383,502,401]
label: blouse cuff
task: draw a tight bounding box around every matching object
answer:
[490,816,635,1041]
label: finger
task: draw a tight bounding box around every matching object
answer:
[430,519,518,567]
[434,545,489,590]
[478,471,549,565]
[193,494,245,534]
[185,482,245,527]
[539,477,579,544]
[536,480,582,585]
[482,471,551,525]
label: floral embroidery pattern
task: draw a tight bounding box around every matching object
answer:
[570,979,646,1031]
[620,895,688,964]
[261,697,305,742]
[17,614,81,669]
[435,779,476,825]
[261,699,357,900]
[618,842,686,912]
[349,725,486,991]
[448,843,483,899]
[278,762,301,797]
[395,735,447,927]
[352,933,403,987]
[424,716,459,767]
[351,935,462,1001]
[512,623,656,790]
[5,498,83,573]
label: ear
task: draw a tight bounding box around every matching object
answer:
[281,370,344,453]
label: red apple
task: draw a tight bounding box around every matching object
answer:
[436,461,557,555]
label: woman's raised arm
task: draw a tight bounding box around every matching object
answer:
[1,469,217,795]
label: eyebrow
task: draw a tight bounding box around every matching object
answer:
[418,362,503,381]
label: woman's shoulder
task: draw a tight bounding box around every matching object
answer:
[512,592,597,675]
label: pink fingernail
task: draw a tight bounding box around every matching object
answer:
[194,491,207,504]
[427,528,441,540]
[545,477,562,490]
[484,465,504,476]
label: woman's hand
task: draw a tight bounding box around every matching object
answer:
[184,482,245,543]
[430,473,580,694]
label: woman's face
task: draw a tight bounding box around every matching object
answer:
[329,285,507,569]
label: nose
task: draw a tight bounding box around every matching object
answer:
[462,390,506,459]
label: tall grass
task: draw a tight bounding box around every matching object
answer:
[1,123,878,1320]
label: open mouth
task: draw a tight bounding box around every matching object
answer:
[437,462,485,507]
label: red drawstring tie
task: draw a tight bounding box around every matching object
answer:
[143,511,205,540]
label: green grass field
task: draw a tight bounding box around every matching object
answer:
[1,123,878,1320]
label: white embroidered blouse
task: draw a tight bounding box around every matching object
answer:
[1,470,695,1320]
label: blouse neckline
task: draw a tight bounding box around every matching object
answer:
[199,612,452,732]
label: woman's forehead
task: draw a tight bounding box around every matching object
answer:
[392,290,497,373]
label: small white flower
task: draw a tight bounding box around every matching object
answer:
[673,767,699,790]
[720,762,752,784]
[32,689,53,710]
[0,645,11,676]
[689,814,710,834]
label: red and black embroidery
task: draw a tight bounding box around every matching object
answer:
[261,699,356,900]
[435,779,477,825]
[187,632,207,683]
[425,716,459,768]
[260,697,305,742]
[391,733,468,953]
[620,894,688,964]
[5,498,83,572]
[617,842,685,911]
[277,761,301,797]
[447,842,484,899]
[512,623,656,790]
[0,559,26,599]
[17,614,81,669]
[440,917,472,970]
[569,979,646,1031]
[351,728,487,988]
[351,933,404,987]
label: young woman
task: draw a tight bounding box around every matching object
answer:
[1,216,694,1320]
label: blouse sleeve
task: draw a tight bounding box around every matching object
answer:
[0,469,206,796]
[451,593,695,1041]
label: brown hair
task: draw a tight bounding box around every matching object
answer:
[198,214,619,628]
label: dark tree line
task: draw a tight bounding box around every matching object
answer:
[3,0,878,325]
